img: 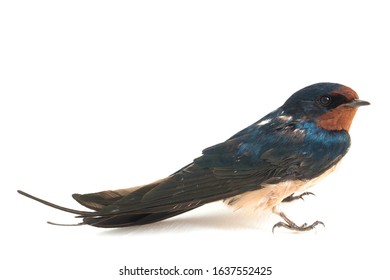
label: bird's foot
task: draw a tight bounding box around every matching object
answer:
[282,192,315,203]
[272,211,325,233]
[272,220,325,233]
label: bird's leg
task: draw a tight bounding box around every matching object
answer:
[282,192,315,203]
[272,207,325,233]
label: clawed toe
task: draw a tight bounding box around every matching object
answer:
[272,220,325,233]
[282,192,316,203]
[272,209,325,233]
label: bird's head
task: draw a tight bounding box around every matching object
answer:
[282,83,369,131]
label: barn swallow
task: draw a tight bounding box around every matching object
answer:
[18,82,369,232]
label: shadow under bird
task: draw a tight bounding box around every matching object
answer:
[18,82,369,232]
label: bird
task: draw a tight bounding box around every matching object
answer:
[18,82,369,232]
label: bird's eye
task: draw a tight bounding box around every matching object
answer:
[318,95,332,106]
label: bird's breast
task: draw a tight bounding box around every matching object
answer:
[225,165,337,211]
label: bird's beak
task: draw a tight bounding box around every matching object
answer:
[347,99,370,107]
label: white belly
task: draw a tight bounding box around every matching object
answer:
[225,165,336,211]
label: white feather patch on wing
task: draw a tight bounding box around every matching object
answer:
[256,118,272,126]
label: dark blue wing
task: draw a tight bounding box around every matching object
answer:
[195,112,350,181]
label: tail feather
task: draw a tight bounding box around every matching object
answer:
[17,190,92,216]
[72,188,138,211]
[17,188,197,228]
[17,177,197,228]
[82,208,196,228]
[72,179,164,211]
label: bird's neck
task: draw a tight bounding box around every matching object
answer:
[315,107,358,131]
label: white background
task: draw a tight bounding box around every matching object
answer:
[1,1,388,279]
